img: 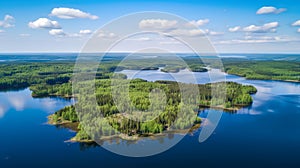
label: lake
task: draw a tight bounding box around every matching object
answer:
[0,69,299,167]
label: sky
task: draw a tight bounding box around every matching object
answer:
[0,0,300,53]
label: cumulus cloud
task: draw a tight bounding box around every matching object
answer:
[209,31,224,36]
[50,7,99,20]
[168,28,223,37]
[292,20,300,26]
[79,29,92,35]
[256,6,286,14]
[228,22,279,33]
[228,26,241,32]
[97,30,117,39]
[139,19,178,30]
[186,19,209,27]
[28,18,61,29]
[134,37,151,41]
[169,29,208,37]
[243,22,279,33]
[245,35,280,41]
[49,29,66,36]
[69,29,93,37]
[215,35,298,44]
[0,15,15,28]
[125,37,152,41]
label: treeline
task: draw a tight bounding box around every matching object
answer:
[0,63,75,96]
[0,58,298,97]
[223,60,300,82]
[0,62,125,97]
[0,59,208,97]
[51,105,78,123]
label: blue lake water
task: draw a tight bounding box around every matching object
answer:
[0,69,300,168]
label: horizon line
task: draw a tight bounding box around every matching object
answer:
[0,52,300,55]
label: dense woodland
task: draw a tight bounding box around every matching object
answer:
[1,56,298,141]
[222,59,300,82]
[0,63,74,96]
[0,58,297,96]
[0,58,297,95]
[51,78,256,141]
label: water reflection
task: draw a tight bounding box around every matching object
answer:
[74,131,180,151]
[0,88,74,119]
[0,103,7,118]
[7,93,27,111]
[79,142,99,151]
[39,98,74,114]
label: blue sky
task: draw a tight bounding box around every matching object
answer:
[0,0,300,53]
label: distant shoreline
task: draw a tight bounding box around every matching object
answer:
[226,73,300,84]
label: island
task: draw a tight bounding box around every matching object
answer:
[48,78,257,143]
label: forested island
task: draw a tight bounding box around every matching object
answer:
[1,56,299,143]
[48,79,256,142]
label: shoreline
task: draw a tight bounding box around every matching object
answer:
[243,77,300,84]
[199,105,239,112]
[48,114,201,143]
[48,102,252,144]
[225,72,300,84]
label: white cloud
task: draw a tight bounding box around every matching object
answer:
[243,22,279,33]
[256,6,286,14]
[139,19,178,30]
[138,18,220,37]
[209,31,224,36]
[68,33,81,38]
[97,31,117,39]
[169,29,208,37]
[28,18,61,29]
[186,19,209,27]
[292,20,300,26]
[79,29,92,35]
[245,36,280,41]
[49,29,66,36]
[168,28,222,37]
[0,29,5,33]
[135,37,151,41]
[0,15,15,28]
[69,29,93,37]
[298,28,300,33]
[50,7,99,20]
[125,37,152,41]
[215,35,298,44]
[228,26,241,32]
[229,22,279,33]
